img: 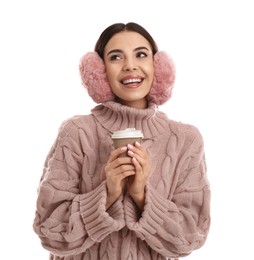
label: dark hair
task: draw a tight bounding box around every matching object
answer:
[94,22,158,59]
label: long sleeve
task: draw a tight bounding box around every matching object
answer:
[124,127,210,258]
[33,119,125,257]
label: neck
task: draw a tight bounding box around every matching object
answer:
[91,101,169,139]
[116,98,148,109]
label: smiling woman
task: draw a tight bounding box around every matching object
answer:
[103,31,155,108]
[33,22,211,260]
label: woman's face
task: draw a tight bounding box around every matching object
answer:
[103,31,154,109]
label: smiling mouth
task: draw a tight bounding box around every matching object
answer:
[121,78,143,85]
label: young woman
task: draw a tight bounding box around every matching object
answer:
[33,22,211,260]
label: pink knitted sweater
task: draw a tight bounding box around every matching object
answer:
[33,101,210,260]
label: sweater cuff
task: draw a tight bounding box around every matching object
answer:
[124,183,169,240]
[107,193,124,218]
[80,181,125,242]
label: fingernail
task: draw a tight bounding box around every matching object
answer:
[128,150,134,156]
[127,144,134,149]
[135,141,141,147]
[121,146,127,151]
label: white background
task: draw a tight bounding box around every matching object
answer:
[1,0,253,259]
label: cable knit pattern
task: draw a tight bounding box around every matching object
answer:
[33,101,210,259]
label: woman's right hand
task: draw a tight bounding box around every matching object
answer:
[105,146,135,209]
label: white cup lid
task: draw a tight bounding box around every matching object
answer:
[111,128,144,139]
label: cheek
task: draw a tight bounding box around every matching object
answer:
[146,63,155,81]
[144,59,154,75]
[105,66,115,85]
[105,60,122,80]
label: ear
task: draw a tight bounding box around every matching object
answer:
[147,51,176,105]
[79,52,115,103]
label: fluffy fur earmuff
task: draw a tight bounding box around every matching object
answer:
[79,52,115,103]
[79,51,175,105]
[147,51,175,105]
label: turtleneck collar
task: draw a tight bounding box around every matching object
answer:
[91,101,170,139]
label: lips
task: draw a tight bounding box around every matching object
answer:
[121,76,144,87]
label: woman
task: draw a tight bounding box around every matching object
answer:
[33,22,210,260]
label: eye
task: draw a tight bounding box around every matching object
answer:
[136,52,147,58]
[110,54,121,61]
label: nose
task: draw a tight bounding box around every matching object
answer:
[122,57,137,71]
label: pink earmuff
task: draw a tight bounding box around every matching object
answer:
[79,51,175,105]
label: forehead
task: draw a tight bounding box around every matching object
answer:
[104,31,152,53]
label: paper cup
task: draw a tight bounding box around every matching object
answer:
[111,128,144,157]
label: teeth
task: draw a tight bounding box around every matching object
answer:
[122,78,142,84]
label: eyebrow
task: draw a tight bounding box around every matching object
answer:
[106,46,150,57]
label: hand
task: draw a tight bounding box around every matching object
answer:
[126,142,152,210]
[105,146,136,209]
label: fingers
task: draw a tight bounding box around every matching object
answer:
[107,156,133,170]
[127,142,145,155]
[105,154,136,199]
[127,142,147,165]
[131,157,142,172]
[105,149,135,179]
[106,141,149,182]
[107,146,128,163]
[127,142,152,177]
[110,163,135,177]
[108,142,144,164]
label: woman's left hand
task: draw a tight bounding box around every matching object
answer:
[126,142,152,210]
